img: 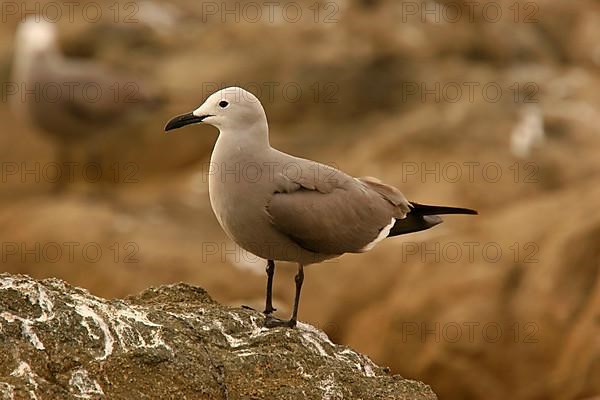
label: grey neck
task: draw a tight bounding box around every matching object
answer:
[214,118,271,158]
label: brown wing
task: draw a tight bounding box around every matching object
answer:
[265,167,410,255]
[57,61,161,123]
[27,59,162,139]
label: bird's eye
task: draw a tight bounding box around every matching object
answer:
[219,101,229,108]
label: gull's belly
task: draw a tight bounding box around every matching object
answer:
[208,175,278,257]
[209,187,266,246]
[208,175,332,264]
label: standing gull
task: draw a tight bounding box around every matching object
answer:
[165,87,477,328]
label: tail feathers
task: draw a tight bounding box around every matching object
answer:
[388,202,477,238]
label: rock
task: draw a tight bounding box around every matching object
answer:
[0,273,436,400]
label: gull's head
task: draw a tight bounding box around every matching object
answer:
[15,18,59,57]
[164,87,267,133]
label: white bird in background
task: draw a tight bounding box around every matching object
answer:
[510,105,545,158]
[137,0,184,34]
[10,18,163,191]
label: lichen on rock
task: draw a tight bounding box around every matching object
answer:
[0,273,436,399]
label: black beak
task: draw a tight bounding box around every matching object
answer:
[164,112,211,132]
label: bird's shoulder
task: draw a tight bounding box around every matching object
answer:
[269,153,411,216]
[270,153,355,195]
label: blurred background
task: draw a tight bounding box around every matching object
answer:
[1,0,599,398]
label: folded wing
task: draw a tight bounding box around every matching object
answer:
[265,166,410,255]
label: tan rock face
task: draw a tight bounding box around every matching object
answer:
[342,183,600,399]
[0,273,437,400]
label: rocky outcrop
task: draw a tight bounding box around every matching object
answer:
[0,274,436,400]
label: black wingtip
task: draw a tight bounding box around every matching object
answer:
[459,208,478,215]
[410,202,478,216]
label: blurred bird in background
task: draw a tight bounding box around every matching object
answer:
[10,17,164,193]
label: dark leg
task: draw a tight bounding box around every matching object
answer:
[84,144,107,198]
[263,259,277,315]
[265,264,304,328]
[289,264,304,325]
